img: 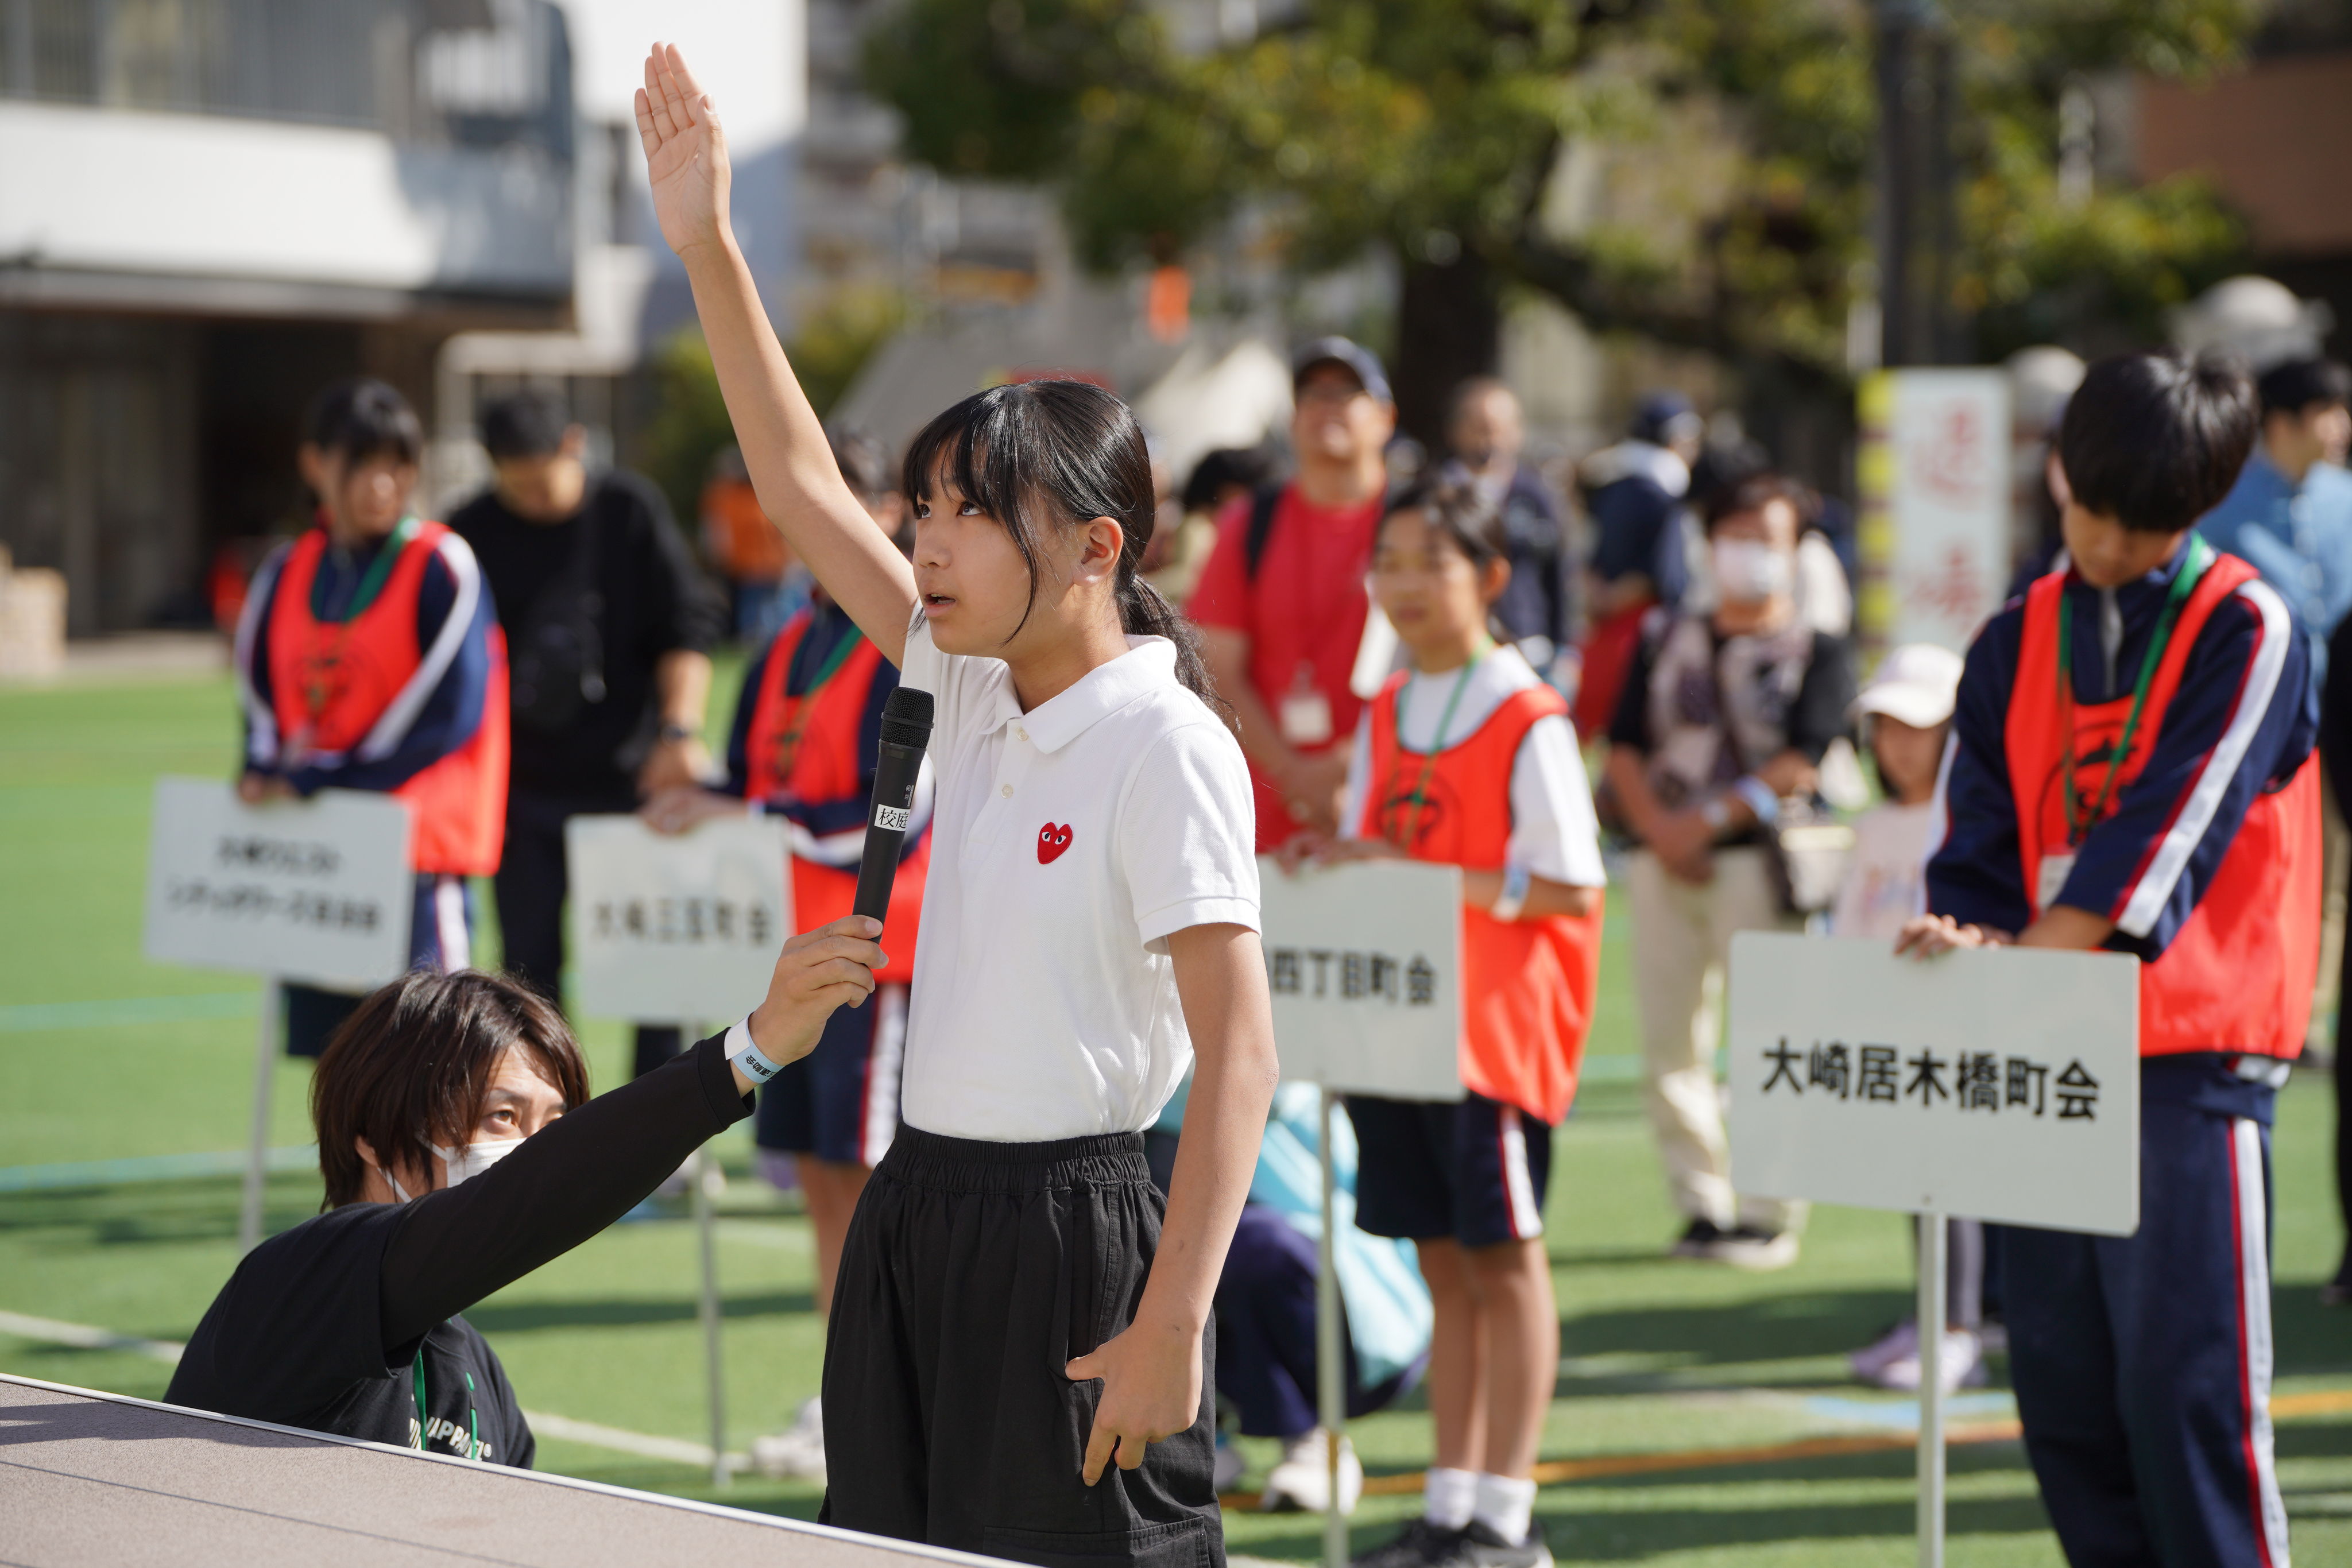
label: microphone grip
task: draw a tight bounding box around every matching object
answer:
[852,738,926,926]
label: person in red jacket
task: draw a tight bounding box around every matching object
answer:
[234,379,509,1056]
[1282,476,1606,1568]
[1904,353,2318,1568]
[643,429,927,1481]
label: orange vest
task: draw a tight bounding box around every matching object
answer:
[266,522,508,877]
[2005,556,2319,1059]
[743,610,926,984]
[1358,671,1604,1122]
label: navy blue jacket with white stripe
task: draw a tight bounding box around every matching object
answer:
[1926,545,2317,961]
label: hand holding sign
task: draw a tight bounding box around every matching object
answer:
[742,915,888,1071]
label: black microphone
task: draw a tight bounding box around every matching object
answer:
[853,686,934,926]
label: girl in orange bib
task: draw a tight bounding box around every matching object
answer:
[1281,477,1604,1568]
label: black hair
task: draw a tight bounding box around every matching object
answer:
[312,969,589,1209]
[1181,446,1279,515]
[2057,353,2257,535]
[901,380,1221,711]
[1378,474,1510,567]
[479,388,575,460]
[829,427,895,504]
[304,378,422,468]
[2257,357,2352,420]
[1702,472,1816,535]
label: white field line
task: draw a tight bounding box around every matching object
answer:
[0,1308,748,1470]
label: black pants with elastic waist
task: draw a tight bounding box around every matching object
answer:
[821,1126,1223,1568]
[496,787,680,1076]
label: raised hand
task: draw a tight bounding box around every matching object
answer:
[635,42,729,258]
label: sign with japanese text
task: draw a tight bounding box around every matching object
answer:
[566,814,790,1025]
[143,776,414,990]
[1857,368,2012,655]
[1727,932,2140,1234]
[1256,857,1463,1101]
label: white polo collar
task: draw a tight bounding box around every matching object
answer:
[982,636,1179,753]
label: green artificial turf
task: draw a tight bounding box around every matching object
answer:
[6,669,2352,1566]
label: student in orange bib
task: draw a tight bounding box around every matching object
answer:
[234,379,509,1056]
[643,429,929,1481]
[1281,476,1606,1568]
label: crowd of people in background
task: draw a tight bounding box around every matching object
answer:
[219,320,2352,1567]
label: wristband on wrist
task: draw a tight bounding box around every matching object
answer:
[657,722,697,744]
[1699,796,1732,835]
[1490,860,1533,923]
[1732,775,1781,827]
[724,1016,786,1084]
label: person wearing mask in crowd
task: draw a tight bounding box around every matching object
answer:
[1572,393,1705,739]
[1444,378,1572,690]
[702,443,812,644]
[234,378,508,1056]
[447,390,725,1078]
[165,922,889,1461]
[640,429,930,1481]
[1604,474,1857,1270]
[1192,339,1396,846]
[1825,645,1991,1392]
[1902,353,2316,1568]
[1147,446,1279,605]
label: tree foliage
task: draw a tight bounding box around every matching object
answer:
[865,0,2260,386]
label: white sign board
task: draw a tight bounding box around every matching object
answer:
[1861,368,2011,653]
[1256,857,1464,1101]
[566,815,791,1024]
[143,776,414,990]
[1728,932,2140,1234]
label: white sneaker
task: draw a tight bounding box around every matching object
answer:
[1260,1429,1361,1514]
[749,1395,826,1482]
[1870,1328,1984,1393]
[1848,1319,1919,1382]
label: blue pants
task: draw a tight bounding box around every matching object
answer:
[283,873,473,1057]
[2005,1061,2289,1568]
[1214,1205,1419,1439]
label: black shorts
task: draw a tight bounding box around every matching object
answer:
[753,982,906,1166]
[821,1125,1222,1567]
[1345,1093,1554,1250]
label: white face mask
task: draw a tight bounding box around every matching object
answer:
[1712,537,1793,605]
[383,1137,527,1202]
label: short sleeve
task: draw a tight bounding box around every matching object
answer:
[1120,717,1262,950]
[1507,713,1608,886]
[1182,495,1256,632]
[898,610,975,752]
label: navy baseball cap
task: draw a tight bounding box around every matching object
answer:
[1292,336,1393,405]
[1630,390,1701,445]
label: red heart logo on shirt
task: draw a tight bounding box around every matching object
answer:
[1037,823,1074,864]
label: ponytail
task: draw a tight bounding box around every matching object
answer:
[1116,571,1229,724]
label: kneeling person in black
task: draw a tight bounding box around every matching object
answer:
[167,919,887,1459]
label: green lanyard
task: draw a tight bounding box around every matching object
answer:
[768,621,866,781]
[335,516,419,624]
[411,1349,481,1461]
[2057,535,2212,846]
[1387,649,1484,851]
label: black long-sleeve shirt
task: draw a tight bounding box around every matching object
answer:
[165,1034,751,1464]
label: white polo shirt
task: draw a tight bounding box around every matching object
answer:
[888,614,1260,1141]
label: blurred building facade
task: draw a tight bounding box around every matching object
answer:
[0,0,582,635]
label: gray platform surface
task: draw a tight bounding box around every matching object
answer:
[0,1374,998,1567]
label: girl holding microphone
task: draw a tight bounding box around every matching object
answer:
[636,44,1278,1567]
[1283,477,1607,1568]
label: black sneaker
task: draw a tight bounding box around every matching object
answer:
[1460,1519,1554,1568]
[1669,1217,1728,1259]
[1351,1517,1469,1568]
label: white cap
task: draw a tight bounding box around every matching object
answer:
[1855,643,1964,729]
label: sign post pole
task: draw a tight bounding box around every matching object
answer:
[237,978,280,1255]
[691,1109,729,1488]
[1317,1086,1346,1568]
[1917,1211,1945,1568]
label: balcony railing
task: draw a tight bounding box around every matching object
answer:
[0,0,570,153]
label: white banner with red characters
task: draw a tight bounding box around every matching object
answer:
[1727,932,2141,1235]
[1858,367,2013,654]
[1255,856,1464,1101]
[566,814,791,1025]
